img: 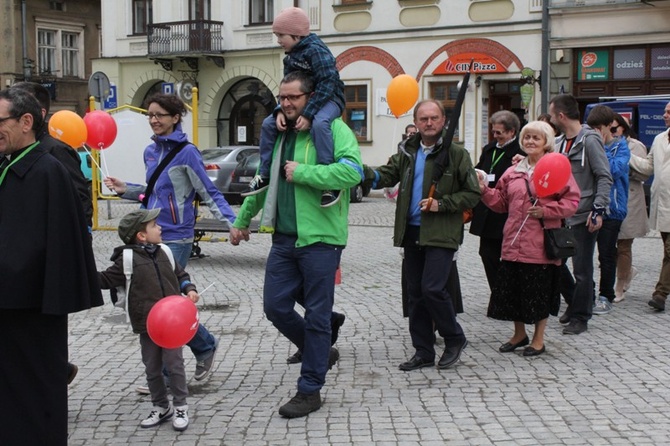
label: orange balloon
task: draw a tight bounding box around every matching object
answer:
[48,110,87,148]
[387,74,419,118]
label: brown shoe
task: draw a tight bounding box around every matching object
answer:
[648,295,666,311]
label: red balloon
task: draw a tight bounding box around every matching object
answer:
[147,296,199,349]
[533,152,571,198]
[84,110,117,149]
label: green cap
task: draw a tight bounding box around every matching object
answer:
[118,208,161,244]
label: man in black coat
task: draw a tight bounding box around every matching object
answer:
[469,110,525,290]
[12,82,93,227]
[12,82,95,383]
[0,88,103,445]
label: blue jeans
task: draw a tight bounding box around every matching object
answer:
[596,219,622,302]
[258,101,341,177]
[164,240,217,361]
[263,233,342,394]
[560,223,598,323]
[163,241,192,270]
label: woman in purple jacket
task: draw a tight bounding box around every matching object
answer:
[104,93,235,383]
[479,121,580,357]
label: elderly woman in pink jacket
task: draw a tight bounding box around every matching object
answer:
[479,121,580,357]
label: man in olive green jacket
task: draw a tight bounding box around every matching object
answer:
[366,99,480,372]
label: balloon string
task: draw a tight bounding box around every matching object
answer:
[510,198,537,246]
[82,145,108,178]
[197,282,216,305]
[99,147,111,179]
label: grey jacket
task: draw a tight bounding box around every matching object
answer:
[555,125,612,226]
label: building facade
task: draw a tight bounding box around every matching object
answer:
[0,0,101,114]
[548,0,670,113]
[94,0,548,166]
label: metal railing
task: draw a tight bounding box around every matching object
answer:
[147,20,224,55]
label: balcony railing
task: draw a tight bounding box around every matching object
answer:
[148,20,224,56]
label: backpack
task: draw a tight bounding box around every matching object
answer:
[111,244,175,323]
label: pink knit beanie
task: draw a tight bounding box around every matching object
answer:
[272,7,310,37]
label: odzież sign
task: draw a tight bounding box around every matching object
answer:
[433,52,508,75]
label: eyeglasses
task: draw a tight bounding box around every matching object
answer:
[0,115,18,126]
[276,93,309,103]
[610,125,619,133]
[492,129,506,136]
[147,112,173,120]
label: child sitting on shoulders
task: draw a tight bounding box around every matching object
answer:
[244,7,347,208]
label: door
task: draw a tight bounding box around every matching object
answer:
[488,81,525,139]
[189,0,211,51]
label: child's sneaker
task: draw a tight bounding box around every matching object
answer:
[140,404,173,428]
[321,190,341,208]
[242,175,269,196]
[172,405,189,431]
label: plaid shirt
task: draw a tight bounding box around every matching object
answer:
[283,33,345,120]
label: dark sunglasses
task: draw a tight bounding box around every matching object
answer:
[610,125,619,133]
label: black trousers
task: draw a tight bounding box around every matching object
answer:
[403,226,466,359]
[0,309,69,446]
[402,259,462,317]
[478,236,503,292]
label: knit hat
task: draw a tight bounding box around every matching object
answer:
[118,208,161,244]
[272,7,310,37]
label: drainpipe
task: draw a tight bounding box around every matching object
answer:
[22,0,32,80]
[541,0,550,113]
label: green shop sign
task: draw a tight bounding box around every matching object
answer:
[578,50,609,81]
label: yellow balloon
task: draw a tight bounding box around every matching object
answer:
[48,110,87,148]
[386,74,419,118]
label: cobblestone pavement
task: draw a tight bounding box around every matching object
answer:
[68,195,670,445]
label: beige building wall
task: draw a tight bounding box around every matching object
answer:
[95,0,546,165]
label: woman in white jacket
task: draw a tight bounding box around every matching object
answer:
[629,101,670,311]
[613,115,649,302]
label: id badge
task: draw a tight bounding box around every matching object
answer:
[487,174,496,183]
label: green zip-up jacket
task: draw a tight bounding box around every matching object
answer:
[366,129,481,249]
[234,118,363,248]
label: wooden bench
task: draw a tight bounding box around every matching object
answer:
[191,218,260,258]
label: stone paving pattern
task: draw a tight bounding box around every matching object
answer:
[68,195,670,445]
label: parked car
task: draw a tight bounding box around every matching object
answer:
[349,181,371,203]
[201,146,259,204]
[227,152,261,202]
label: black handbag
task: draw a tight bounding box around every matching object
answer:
[524,178,576,259]
[542,222,577,259]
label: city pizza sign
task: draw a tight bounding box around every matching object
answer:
[433,53,508,75]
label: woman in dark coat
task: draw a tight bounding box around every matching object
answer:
[470,110,526,290]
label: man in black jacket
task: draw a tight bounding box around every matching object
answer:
[470,110,525,290]
[12,82,94,384]
[12,82,93,227]
[0,88,103,446]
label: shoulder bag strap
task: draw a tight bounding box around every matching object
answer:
[122,249,133,323]
[142,141,189,207]
[524,177,547,229]
[525,177,567,229]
